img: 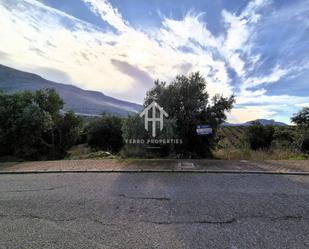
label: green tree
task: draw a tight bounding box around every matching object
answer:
[0,89,82,160]
[87,114,124,153]
[42,111,83,159]
[144,72,235,157]
[121,114,178,158]
[34,89,64,119]
[272,127,295,149]
[291,107,309,153]
[246,122,275,150]
[291,107,309,127]
[122,115,148,140]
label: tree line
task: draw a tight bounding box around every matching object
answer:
[0,72,308,160]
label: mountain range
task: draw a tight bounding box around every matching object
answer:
[0,64,142,116]
[223,119,287,126]
[0,64,288,126]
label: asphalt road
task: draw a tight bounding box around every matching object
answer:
[0,173,308,249]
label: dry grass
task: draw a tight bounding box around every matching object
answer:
[66,144,117,160]
[214,148,308,160]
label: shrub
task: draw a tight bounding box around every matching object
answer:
[87,114,124,153]
[272,127,295,149]
[121,115,178,158]
[246,122,275,150]
[0,89,82,160]
[301,133,309,153]
[291,107,309,154]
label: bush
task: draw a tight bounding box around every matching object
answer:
[45,111,83,159]
[246,122,275,150]
[87,114,124,153]
[272,127,295,149]
[301,134,309,153]
[0,89,82,160]
[121,114,179,158]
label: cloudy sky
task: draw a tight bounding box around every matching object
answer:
[0,0,308,123]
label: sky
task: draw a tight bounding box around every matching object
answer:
[0,0,308,124]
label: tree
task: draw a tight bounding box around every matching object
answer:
[87,114,124,153]
[0,89,82,159]
[34,89,64,119]
[272,127,295,149]
[291,107,309,153]
[291,107,309,127]
[121,114,178,157]
[246,122,275,150]
[43,111,83,159]
[301,134,309,153]
[144,72,235,157]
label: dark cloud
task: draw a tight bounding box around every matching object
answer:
[46,40,57,48]
[80,52,90,61]
[111,59,154,101]
[29,47,45,57]
[106,41,117,46]
[111,59,154,87]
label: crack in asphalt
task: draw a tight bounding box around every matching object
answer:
[118,193,171,201]
[91,218,119,226]
[0,213,76,222]
[139,215,308,226]
[141,218,237,225]
[0,186,66,193]
[0,213,306,226]
[270,215,303,221]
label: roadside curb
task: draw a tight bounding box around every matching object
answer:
[0,169,309,175]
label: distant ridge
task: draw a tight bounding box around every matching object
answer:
[222,119,288,127]
[0,64,142,116]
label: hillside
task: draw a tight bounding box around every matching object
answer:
[0,65,142,116]
[217,126,248,148]
[242,119,287,126]
[223,119,287,127]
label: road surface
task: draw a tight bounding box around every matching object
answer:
[0,173,308,249]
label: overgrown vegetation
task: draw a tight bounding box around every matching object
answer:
[291,107,309,153]
[246,122,275,150]
[215,114,309,160]
[0,89,82,160]
[86,114,124,153]
[141,72,235,157]
[0,73,308,161]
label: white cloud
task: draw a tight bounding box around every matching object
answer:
[0,0,308,123]
[159,12,220,49]
[237,94,309,106]
[82,0,130,32]
[242,66,288,89]
[228,106,277,123]
[220,0,269,78]
[0,0,236,102]
[295,103,309,108]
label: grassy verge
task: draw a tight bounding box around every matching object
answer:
[213,148,308,160]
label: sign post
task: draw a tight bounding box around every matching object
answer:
[196,125,213,135]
